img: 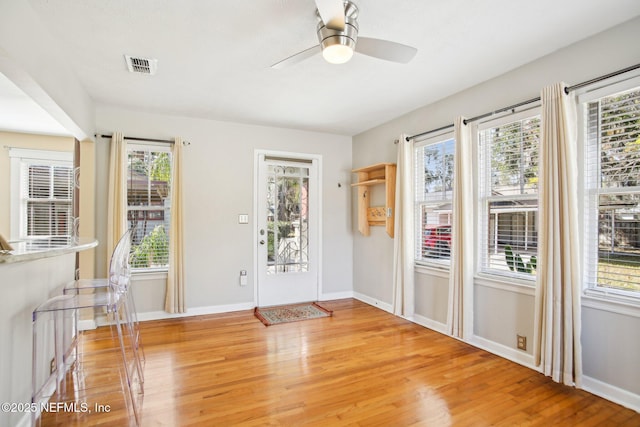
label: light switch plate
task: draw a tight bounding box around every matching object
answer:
[240,270,247,286]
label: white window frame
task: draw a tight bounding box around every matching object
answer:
[414,131,455,268]
[126,142,172,273]
[578,74,640,306]
[9,148,73,240]
[476,108,541,283]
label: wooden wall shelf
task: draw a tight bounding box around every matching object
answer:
[351,162,396,237]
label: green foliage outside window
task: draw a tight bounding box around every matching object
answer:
[131,225,169,268]
[150,152,171,183]
[489,117,540,193]
[504,245,537,274]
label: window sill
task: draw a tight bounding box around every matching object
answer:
[582,288,640,318]
[131,269,168,281]
[474,273,536,296]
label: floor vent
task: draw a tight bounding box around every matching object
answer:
[124,55,158,75]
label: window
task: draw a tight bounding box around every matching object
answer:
[9,149,73,242]
[584,84,640,293]
[478,112,540,278]
[126,144,172,270]
[414,135,454,265]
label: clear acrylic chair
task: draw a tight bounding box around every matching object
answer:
[63,228,145,380]
[32,230,143,426]
[64,228,145,385]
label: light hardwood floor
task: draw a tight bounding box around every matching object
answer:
[41,298,639,426]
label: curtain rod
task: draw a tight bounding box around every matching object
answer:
[405,62,640,142]
[97,134,191,145]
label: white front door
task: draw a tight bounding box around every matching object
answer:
[256,153,319,307]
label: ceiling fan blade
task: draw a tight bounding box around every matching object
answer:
[315,0,345,30]
[271,45,320,69]
[355,37,418,64]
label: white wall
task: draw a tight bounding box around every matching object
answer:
[95,106,353,317]
[352,16,640,410]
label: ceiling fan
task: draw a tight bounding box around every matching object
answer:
[271,0,418,69]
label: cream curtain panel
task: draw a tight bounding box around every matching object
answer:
[165,137,186,313]
[106,132,127,271]
[392,134,415,318]
[534,83,583,387]
[447,117,474,339]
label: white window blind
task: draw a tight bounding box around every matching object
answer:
[478,112,540,278]
[584,86,640,293]
[9,149,73,242]
[127,145,172,270]
[414,136,454,265]
[23,164,73,239]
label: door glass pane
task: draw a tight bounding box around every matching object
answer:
[266,164,309,274]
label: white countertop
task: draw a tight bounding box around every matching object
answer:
[0,237,98,264]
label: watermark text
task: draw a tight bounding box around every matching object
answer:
[1,401,111,414]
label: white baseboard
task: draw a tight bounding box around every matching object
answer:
[320,291,354,301]
[582,375,640,413]
[78,319,97,331]
[136,295,358,321]
[135,302,256,322]
[353,292,393,313]
[93,302,256,326]
[412,313,448,335]
[469,334,538,371]
[95,296,358,326]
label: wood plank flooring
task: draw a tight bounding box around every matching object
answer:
[40,299,639,426]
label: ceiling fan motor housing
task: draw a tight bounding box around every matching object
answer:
[317,1,359,62]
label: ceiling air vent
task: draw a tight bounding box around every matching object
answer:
[124,55,158,75]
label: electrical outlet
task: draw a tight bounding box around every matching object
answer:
[517,335,527,351]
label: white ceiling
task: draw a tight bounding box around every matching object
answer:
[5,0,640,136]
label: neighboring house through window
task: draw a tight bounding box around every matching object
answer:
[9,149,73,242]
[414,134,455,265]
[126,143,172,270]
[478,111,540,278]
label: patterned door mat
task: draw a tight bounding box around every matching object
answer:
[254,302,333,326]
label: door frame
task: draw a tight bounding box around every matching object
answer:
[253,149,323,306]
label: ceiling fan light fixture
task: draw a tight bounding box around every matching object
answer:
[321,37,355,64]
[272,0,417,69]
[316,2,358,65]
